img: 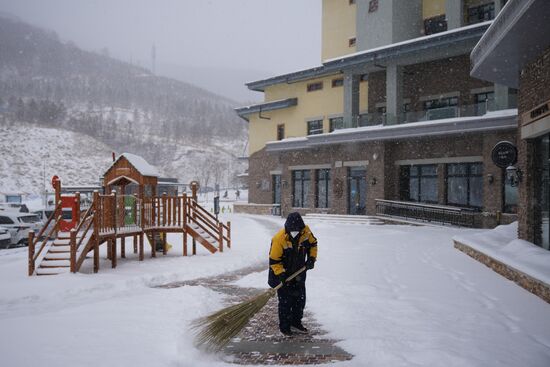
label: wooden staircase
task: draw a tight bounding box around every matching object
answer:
[35,232,83,275]
[186,222,219,254]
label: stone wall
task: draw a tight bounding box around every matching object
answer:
[233,203,277,216]
[517,46,550,244]
[454,240,550,304]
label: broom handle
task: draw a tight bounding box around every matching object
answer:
[273,266,307,291]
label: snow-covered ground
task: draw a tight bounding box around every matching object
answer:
[1,215,550,367]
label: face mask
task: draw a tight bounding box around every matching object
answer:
[290,231,300,239]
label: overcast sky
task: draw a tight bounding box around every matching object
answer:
[0,0,322,97]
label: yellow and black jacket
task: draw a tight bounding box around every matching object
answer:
[268,225,318,288]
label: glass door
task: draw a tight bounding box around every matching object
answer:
[272,175,281,205]
[348,167,367,215]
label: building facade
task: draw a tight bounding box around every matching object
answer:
[471,0,550,248]
[237,0,518,227]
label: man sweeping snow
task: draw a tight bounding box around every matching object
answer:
[268,212,318,336]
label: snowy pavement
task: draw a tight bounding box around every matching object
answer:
[0,214,550,366]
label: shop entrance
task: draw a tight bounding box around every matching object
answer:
[348,167,367,215]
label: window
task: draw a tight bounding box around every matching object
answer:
[307,82,323,92]
[475,91,495,115]
[316,169,330,208]
[293,170,311,208]
[423,97,458,110]
[332,78,344,88]
[0,216,14,225]
[400,165,438,203]
[446,163,483,208]
[468,3,495,25]
[348,37,356,48]
[272,175,281,205]
[307,119,323,135]
[277,124,285,140]
[329,117,344,132]
[503,176,518,214]
[424,15,447,35]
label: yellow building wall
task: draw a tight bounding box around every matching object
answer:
[248,76,368,155]
[423,0,445,19]
[322,0,356,61]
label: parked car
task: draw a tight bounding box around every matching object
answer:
[0,210,43,246]
[0,202,29,212]
[0,226,11,249]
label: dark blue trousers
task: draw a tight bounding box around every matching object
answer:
[277,281,306,331]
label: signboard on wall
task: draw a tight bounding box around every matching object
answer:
[522,99,550,127]
[491,141,518,168]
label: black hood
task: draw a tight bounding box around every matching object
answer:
[285,212,305,233]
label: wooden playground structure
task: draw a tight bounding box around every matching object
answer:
[28,153,231,276]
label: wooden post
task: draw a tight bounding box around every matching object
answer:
[121,236,126,258]
[139,233,144,261]
[111,238,117,268]
[54,180,62,239]
[133,235,138,254]
[227,221,231,249]
[93,191,99,273]
[111,190,117,268]
[162,192,167,227]
[152,196,156,227]
[218,223,223,253]
[192,238,196,256]
[75,192,81,222]
[183,231,187,257]
[70,229,77,273]
[182,194,187,227]
[28,231,35,276]
[162,232,167,255]
[151,232,156,258]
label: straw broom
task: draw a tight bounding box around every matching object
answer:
[192,266,307,352]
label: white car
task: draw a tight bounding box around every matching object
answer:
[0,226,11,249]
[0,211,43,247]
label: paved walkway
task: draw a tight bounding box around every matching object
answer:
[158,242,353,365]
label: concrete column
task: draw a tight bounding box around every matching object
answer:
[343,71,360,128]
[494,84,510,111]
[386,63,404,125]
[446,0,463,30]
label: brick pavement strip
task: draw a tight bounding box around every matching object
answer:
[157,264,353,365]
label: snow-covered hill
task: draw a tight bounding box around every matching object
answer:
[0,122,112,193]
[0,121,246,194]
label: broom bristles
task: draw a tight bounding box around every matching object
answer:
[192,288,277,352]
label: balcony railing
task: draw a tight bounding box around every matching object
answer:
[328,101,517,133]
[375,199,477,227]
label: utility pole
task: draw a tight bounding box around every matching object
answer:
[151,43,156,75]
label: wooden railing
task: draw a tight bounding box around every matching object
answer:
[186,196,231,251]
[70,203,95,273]
[28,200,62,276]
[96,193,116,234]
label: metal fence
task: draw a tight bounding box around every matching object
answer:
[375,199,476,227]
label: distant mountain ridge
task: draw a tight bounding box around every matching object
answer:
[0,15,247,194]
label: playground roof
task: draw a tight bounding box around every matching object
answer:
[110,153,160,178]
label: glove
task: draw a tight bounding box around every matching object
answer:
[278,272,288,284]
[305,257,316,270]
